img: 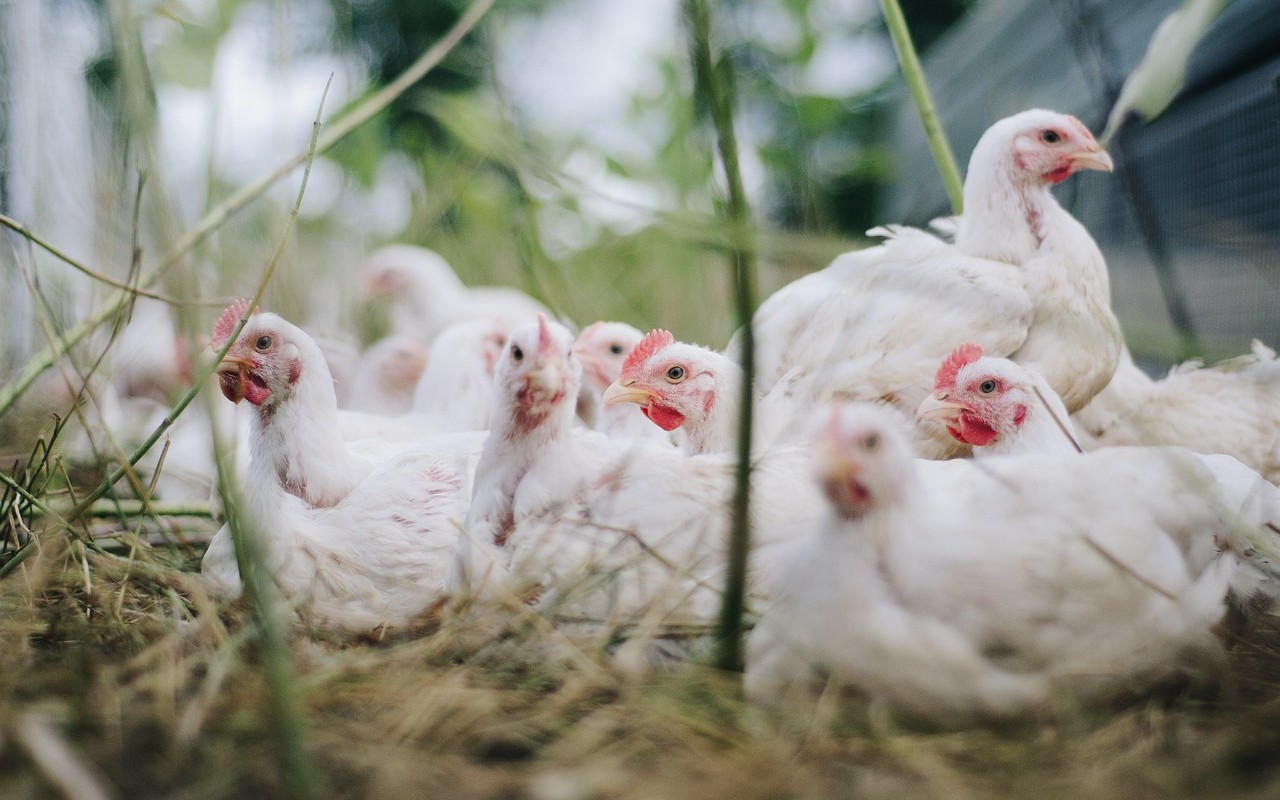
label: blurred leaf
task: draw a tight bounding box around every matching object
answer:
[1101,0,1232,145]
[414,91,518,163]
[604,157,634,179]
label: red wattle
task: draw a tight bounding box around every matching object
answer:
[958,413,998,447]
[1045,165,1073,184]
[643,402,686,432]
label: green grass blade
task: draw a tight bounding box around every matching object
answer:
[880,0,964,215]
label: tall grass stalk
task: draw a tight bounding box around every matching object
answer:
[205,76,334,800]
[880,0,964,215]
[684,0,757,673]
[0,0,497,420]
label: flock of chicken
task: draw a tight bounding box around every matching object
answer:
[143,108,1280,718]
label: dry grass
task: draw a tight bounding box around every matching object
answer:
[2,506,1280,800]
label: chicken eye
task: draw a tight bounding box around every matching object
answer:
[863,433,880,452]
[609,343,625,355]
[255,335,272,351]
[979,379,998,394]
[1041,129,1062,144]
[511,344,524,363]
[665,365,686,382]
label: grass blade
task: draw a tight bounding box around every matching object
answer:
[880,0,964,215]
[683,0,757,674]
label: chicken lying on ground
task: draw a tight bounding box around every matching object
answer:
[1072,341,1280,484]
[573,321,678,447]
[202,302,484,632]
[919,344,1280,563]
[451,316,818,628]
[746,402,1280,720]
[601,328,797,455]
[736,109,1121,459]
[343,334,429,416]
[411,318,510,433]
[915,343,1078,457]
[361,244,549,344]
[206,300,482,508]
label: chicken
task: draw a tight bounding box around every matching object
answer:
[200,436,479,632]
[916,343,1078,456]
[600,328,795,455]
[918,345,1280,572]
[1072,341,1280,484]
[411,317,510,432]
[736,109,1121,459]
[452,316,819,626]
[343,334,429,416]
[202,302,483,632]
[207,299,471,509]
[746,402,1275,718]
[360,244,550,343]
[572,321,676,446]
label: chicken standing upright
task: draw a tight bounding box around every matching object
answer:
[452,316,819,625]
[737,109,1121,458]
[746,403,1275,719]
[361,244,549,344]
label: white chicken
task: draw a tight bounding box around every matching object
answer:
[202,302,484,632]
[736,109,1121,459]
[746,402,1276,719]
[411,317,510,432]
[915,343,1078,457]
[343,334,429,416]
[917,344,1280,558]
[601,328,794,455]
[572,321,676,446]
[208,300,475,509]
[1072,341,1280,484]
[200,439,478,632]
[360,244,550,343]
[452,316,819,626]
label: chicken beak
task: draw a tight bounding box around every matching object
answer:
[524,360,565,398]
[602,378,656,406]
[817,442,871,517]
[1070,147,1113,173]
[215,355,253,404]
[916,392,970,421]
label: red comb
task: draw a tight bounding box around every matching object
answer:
[934,343,984,391]
[535,313,557,358]
[212,298,252,350]
[622,329,674,376]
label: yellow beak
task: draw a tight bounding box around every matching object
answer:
[916,393,970,421]
[602,378,657,406]
[1070,147,1113,173]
